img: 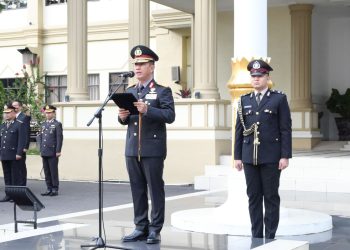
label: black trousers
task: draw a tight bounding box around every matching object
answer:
[243,163,281,239]
[20,152,27,186]
[1,160,22,186]
[126,156,165,233]
[42,156,59,191]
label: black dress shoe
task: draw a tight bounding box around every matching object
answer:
[0,196,11,202]
[50,191,58,196]
[146,231,161,244]
[41,190,52,196]
[122,230,148,242]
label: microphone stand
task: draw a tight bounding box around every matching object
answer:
[81,79,131,250]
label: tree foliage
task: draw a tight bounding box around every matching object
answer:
[0,57,46,123]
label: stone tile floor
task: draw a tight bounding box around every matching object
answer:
[0,179,350,249]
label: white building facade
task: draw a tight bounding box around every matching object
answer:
[0,0,349,183]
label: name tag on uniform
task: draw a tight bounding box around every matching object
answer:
[145,94,157,100]
[244,105,252,108]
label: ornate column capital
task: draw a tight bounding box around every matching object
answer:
[289,4,314,13]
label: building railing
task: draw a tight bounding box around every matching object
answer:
[53,99,232,139]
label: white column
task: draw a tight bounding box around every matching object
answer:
[228,0,269,160]
[128,0,150,48]
[234,0,267,58]
[25,0,44,94]
[128,0,150,79]
[67,0,89,101]
[193,0,220,99]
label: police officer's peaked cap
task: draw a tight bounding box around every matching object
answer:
[247,60,273,76]
[130,45,159,63]
[3,104,16,113]
[43,104,57,113]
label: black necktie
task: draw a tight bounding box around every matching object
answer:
[138,85,144,98]
[256,93,262,105]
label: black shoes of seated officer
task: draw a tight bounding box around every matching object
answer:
[122,230,161,244]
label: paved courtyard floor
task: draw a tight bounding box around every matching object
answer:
[1,178,350,249]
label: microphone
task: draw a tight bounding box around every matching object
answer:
[118,71,135,78]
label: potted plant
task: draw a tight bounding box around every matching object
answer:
[325,88,350,140]
[177,88,192,98]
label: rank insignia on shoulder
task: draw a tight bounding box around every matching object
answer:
[271,89,285,95]
[17,120,23,123]
[127,84,136,89]
[241,92,252,97]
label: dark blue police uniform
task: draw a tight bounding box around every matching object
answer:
[234,60,292,239]
[37,107,63,196]
[16,111,31,186]
[118,45,175,243]
[0,120,26,187]
[119,80,175,234]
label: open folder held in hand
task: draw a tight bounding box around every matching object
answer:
[111,93,139,115]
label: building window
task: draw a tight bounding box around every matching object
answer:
[0,0,27,10]
[0,78,22,100]
[109,73,129,94]
[0,78,18,91]
[88,74,100,101]
[45,0,66,5]
[45,0,98,6]
[45,75,67,103]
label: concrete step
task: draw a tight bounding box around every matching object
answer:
[219,155,232,166]
[253,239,309,250]
[195,153,350,192]
[194,175,228,190]
[340,141,350,151]
[204,165,233,176]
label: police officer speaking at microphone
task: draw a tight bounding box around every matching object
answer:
[234,59,292,239]
[118,45,175,244]
[0,104,26,202]
[37,105,63,197]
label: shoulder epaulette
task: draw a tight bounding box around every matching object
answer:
[126,83,136,89]
[153,82,166,87]
[16,119,23,123]
[270,89,285,95]
[241,92,253,97]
